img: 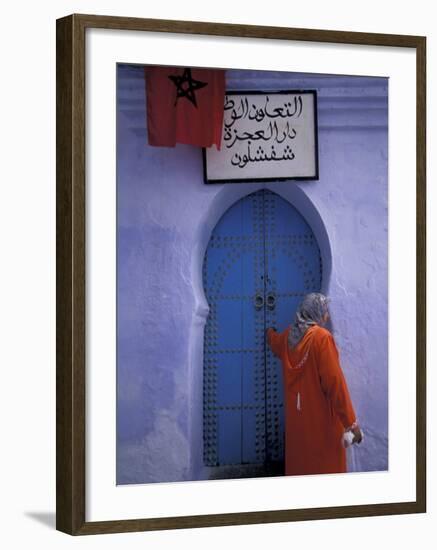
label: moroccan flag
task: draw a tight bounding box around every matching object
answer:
[145,66,225,149]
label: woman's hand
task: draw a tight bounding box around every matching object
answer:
[351,424,363,444]
[343,422,363,447]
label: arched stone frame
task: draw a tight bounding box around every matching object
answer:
[187,183,332,480]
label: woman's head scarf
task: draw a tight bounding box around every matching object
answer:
[288,293,330,348]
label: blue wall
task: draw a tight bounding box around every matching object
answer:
[116,65,388,484]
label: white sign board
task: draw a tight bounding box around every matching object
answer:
[204,91,318,183]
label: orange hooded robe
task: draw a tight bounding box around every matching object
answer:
[267,325,357,476]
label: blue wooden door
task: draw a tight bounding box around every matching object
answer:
[203,190,322,468]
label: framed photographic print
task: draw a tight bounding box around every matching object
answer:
[56,13,426,535]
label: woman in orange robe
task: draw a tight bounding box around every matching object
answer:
[267,293,362,476]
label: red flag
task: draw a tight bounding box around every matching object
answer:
[145,66,225,149]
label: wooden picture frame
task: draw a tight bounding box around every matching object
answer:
[56,13,426,535]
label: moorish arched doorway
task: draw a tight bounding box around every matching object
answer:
[202,189,322,477]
